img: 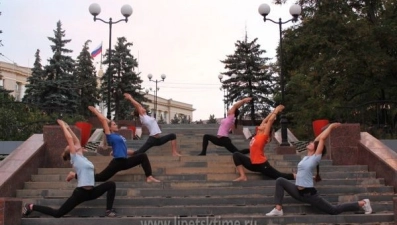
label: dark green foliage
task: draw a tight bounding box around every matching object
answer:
[208,114,217,124]
[23,49,44,106]
[101,37,145,120]
[221,34,275,124]
[74,40,99,117]
[41,21,79,115]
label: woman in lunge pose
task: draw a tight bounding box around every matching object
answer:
[124,93,182,156]
[22,119,117,218]
[77,106,160,183]
[198,97,252,156]
[266,122,372,216]
[232,105,294,181]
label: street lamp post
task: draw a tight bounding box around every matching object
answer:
[258,3,301,146]
[148,74,166,119]
[218,74,237,118]
[89,3,133,120]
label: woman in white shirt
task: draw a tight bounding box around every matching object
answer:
[22,120,117,218]
[266,123,372,216]
[124,93,181,156]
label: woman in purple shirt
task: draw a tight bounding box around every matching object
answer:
[198,97,252,156]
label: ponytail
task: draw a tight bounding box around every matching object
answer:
[234,109,240,129]
[315,165,322,182]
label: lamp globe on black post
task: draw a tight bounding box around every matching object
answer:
[89,3,133,120]
[258,3,301,146]
[148,73,166,119]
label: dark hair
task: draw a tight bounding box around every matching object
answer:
[133,109,139,117]
[234,109,240,128]
[313,141,327,182]
[62,147,71,161]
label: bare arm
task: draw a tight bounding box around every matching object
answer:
[124,93,146,116]
[57,119,76,154]
[64,122,81,146]
[261,105,285,136]
[227,97,252,116]
[88,106,111,135]
[314,122,341,155]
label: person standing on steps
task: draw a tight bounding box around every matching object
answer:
[124,93,182,156]
[198,97,252,156]
[72,106,161,183]
[232,105,295,181]
[22,119,117,218]
[266,123,372,216]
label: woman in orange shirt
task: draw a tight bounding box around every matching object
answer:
[233,105,294,181]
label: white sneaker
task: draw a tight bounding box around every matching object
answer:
[266,208,283,216]
[362,199,372,214]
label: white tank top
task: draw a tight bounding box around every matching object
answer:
[140,114,162,136]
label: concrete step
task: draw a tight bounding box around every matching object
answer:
[26,193,396,207]
[21,203,393,218]
[16,186,394,198]
[20,213,395,225]
[22,178,386,190]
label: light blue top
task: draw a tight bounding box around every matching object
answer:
[140,114,161,136]
[70,153,95,187]
[295,154,322,188]
[106,133,127,158]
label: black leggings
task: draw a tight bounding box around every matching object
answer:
[199,134,239,155]
[32,181,116,218]
[233,152,294,180]
[134,133,176,154]
[95,153,153,181]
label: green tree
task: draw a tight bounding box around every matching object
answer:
[74,40,99,118]
[171,114,180,124]
[41,20,78,115]
[101,37,145,120]
[23,49,44,107]
[221,34,274,124]
[274,0,397,138]
[208,114,217,124]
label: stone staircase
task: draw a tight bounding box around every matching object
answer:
[18,127,396,225]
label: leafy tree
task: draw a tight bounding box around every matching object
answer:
[208,114,217,124]
[101,37,145,120]
[221,34,275,124]
[23,49,45,106]
[74,40,99,117]
[170,114,180,124]
[274,0,397,138]
[41,20,78,115]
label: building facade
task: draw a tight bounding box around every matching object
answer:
[0,61,195,123]
[0,61,31,101]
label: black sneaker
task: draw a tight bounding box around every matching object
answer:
[22,203,32,217]
[106,209,117,217]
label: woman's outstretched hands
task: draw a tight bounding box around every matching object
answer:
[243,97,252,103]
[57,119,66,127]
[275,105,285,113]
[124,93,132,100]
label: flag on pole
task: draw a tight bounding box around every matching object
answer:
[91,43,102,58]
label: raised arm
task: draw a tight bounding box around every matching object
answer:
[88,106,111,135]
[314,122,341,155]
[124,93,146,116]
[227,97,252,116]
[57,119,76,154]
[261,105,285,135]
[64,122,81,146]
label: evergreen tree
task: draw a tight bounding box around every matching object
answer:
[23,49,44,106]
[74,40,99,118]
[42,21,78,115]
[101,37,145,120]
[221,34,274,124]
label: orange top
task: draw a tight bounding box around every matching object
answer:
[249,133,268,164]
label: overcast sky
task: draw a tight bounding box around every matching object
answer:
[0,0,297,120]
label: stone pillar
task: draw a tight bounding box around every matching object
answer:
[394,197,397,223]
[328,123,360,164]
[43,125,81,168]
[0,198,21,225]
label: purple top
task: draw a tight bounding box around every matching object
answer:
[217,114,235,137]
